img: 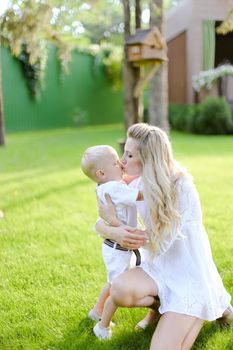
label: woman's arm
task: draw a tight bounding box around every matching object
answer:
[95,219,148,250]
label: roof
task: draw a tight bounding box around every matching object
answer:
[126,27,163,47]
[126,28,152,45]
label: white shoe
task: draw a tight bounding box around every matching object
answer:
[93,322,112,340]
[88,309,101,322]
[109,321,116,327]
[135,310,160,331]
[134,319,150,331]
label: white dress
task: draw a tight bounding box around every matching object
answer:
[134,176,231,321]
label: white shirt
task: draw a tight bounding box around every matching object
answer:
[96,180,139,227]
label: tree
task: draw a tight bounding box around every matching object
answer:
[148,0,169,132]
[122,0,169,133]
[122,0,143,131]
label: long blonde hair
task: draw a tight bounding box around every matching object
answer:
[128,123,189,252]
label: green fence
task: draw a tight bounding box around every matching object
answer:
[1,46,123,132]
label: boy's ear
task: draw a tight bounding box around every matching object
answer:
[96,169,105,179]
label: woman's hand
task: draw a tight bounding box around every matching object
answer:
[97,193,121,226]
[95,220,148,249]
[109,225,148,250]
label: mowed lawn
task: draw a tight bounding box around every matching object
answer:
[0,124,232,350]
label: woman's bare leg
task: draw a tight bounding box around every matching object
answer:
[110,267,159,308]
[150,312,201,350]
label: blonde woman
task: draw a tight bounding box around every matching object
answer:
[95,123,232,350]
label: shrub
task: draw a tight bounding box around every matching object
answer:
[169,104,197,132]
[193,97,233,134]
[169,99,233,135]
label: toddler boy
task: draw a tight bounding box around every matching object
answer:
[81,145,142,339]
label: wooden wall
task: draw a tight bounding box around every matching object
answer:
[168,31,187,104]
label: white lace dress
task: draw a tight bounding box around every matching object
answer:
[133,176,231,321]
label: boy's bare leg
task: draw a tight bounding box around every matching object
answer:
[93,283,111,316]
[99,296,118,328]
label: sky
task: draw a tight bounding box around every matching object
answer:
[0,0,9,16]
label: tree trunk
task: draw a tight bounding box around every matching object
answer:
[135,0,141,29]
[122,0,142,132]
[0,61,5,146]
[135,0,144,123]
[149,0,169,132]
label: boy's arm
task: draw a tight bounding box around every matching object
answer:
[97,193,122,226]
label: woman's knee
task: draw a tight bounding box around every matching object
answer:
[110,277,136,307]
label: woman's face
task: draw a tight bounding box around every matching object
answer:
[121,137,143,176]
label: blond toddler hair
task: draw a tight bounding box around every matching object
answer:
[81,145,115,182]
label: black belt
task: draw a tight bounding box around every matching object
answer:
[104,239,141,266]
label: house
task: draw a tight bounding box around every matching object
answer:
[166,0,233,104]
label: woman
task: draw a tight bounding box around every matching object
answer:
[95,123,232,350]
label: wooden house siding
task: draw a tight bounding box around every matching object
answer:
[168,31,187,104]
[166,0,230,104]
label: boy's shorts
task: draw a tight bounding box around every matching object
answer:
[102,242,132,283]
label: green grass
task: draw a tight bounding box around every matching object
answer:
[0,124,232,350]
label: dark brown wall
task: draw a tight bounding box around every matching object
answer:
[168,31,187,104]
[215,21,233,67]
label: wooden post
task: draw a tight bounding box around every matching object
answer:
[134,62,161,98]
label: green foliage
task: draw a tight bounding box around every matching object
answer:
[17,44,47,98]
[169,104,197,132]
[0,0,73,97]
[0,0,126,96]
[216,7,233,35]
[0,125,232,349]
[169,98,233,135]
[192,65,233,92]
[95,45,123,90]
[194,97,233,135]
